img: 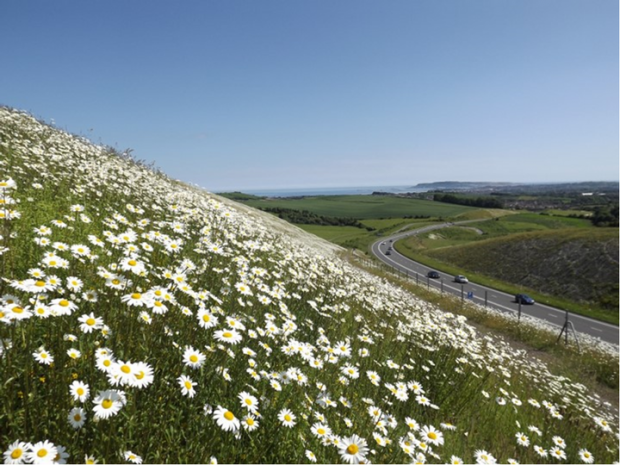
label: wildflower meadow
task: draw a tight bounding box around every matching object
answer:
[0,107,618,464]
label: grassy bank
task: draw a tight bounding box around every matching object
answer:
[0,107,618,464]
[395,228,619,325]
[347,252,619,393]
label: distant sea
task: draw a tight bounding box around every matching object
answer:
[242,185,430,198]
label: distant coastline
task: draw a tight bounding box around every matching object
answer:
[224,180,619,199]
[238,185,429,198]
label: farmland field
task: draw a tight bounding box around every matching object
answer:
[238,194,476,219]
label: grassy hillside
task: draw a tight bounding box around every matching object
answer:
[0,107,618,464]
[441,229,617,306]
[419,228,619,312]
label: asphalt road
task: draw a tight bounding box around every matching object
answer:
[370,222,619,346]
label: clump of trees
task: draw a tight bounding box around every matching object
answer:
[260,207,373,230]
[591,204,619,227]
[433,193,503,209]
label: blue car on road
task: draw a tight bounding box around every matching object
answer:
[515,294,535,305]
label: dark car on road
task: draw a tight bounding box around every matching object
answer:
[385,250,391,255]
[427,271,440,279]
[515,294,535,305]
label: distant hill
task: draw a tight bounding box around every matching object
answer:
[427,228,619,310]
[414,181,518,189]
[217,191,265,200]
[414,180,619,194]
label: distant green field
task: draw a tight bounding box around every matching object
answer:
[240,195,476,219]
[298,218,440,250]
[542,209,593,217]
[296,224,369,242]
[403,213,594,253]
[475,212,592,236]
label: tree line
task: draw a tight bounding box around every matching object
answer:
[433,193,504,209]
[590,204,619,227]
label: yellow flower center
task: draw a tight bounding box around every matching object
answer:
[103,359,111,367]
[284,414,292,422]
[12,307,23,314]
[11,449,22,459]
[59,300,69,307]
[102,399,113,409]
[184,381,192,390]
[112,279,121,285]
[317,428,325,435]
[41,353,48,359]
[245,399,252,405]
[37,308,45,314]
[131,293,141,300]
[135,371,145,380]
[190,355,198,363]
[35,280,45,287]
[37,449,48,458]
[346,444,359,455]
[202,314,210,322]
[87,318,96,326]
[246,417,254,426]
[223,332,232,338]
[77,387,84,395]
[121,365,131,373]
[49,261,57,266]
[224,411,234,421]
[128,260,137,266]
[74,413,82,421]
[428,432,437,440]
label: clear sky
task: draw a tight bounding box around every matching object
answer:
[2,1,618,191]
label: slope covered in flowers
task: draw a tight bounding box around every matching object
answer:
[0,107,617,464]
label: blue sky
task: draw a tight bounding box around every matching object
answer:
[2,1,618,191]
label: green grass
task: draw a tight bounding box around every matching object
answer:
[239,194,477,219]
[453,208,517,220]
[298,218,440,251]
[406,213,594,253]
[542,209,593,217]
[296,224,369,242]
